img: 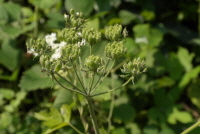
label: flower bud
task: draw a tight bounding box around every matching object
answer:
[105,41,127,59]
[105,24,124,41]
[82,28,101,46]
[121,58,146,77]
[85,55,103,71]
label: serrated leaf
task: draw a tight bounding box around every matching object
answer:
[177,47,195,72]
[0,39,21,71]
[60,105,71,123]
[19,65,53,91]
[65,0,94,17]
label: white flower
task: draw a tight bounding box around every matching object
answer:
[135,36,148,44]
[45,33,57,48]
[50,41,67,61]
[27,48,38,56]
[78,39,86,46]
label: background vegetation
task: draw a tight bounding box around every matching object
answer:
[0,0,200,133]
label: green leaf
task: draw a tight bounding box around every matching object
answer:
[44,122,68,134]
[0,39,21,71]
[85,17,100,30]
[113,104,135,123]
[19,65,53,91]
[188,79,200,108]
[4,2,21,21]
[60,104,71,123]
[167,107,193,124]
[126,123,141,134]
[29,0,58,9]
[65,0,94,17]
[34,110,50,121]
[119,10,137,25]
[177,47,195,72]
[179,66,200,89]
[0,88,14,100]
[111,127,127,134]
[143,125,159,134]
[0,25,23,39]
[95,0,111,12]
[43,108,63,127]
[53,89,73,108]
[0,4,8,25]
[0,113,13,129]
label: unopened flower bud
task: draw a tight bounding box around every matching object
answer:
[105,41,127,59]
[85,55,103,71]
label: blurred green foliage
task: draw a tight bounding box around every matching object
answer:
[0,0,200,133]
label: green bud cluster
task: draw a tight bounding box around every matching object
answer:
[64,9,86,29]
[105,24,128,41]
[62,44,81,61]
[82,28,101,46]
[84,55,104,71]
[121,58,147,77]
[62,28,82,44]
[26,38,47,56]
[40,55,62,72]
[105,41,127,59]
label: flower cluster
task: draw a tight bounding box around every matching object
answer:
[121,58,147,77]
[105,41,127,59]
[82,28,101,46]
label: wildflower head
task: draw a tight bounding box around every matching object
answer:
[105,41,127,59]
[121,58,147,77]
[84,55,104,72]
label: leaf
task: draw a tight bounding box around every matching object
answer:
[126,123,141,134]
[188,79,200,108]
[44,122,68,134]
[85,17,100,30]
[0,113,13,129]
[0,88,14,100]
[53,89,73,108]
[60,104,71,123]
[43,108,63,127]
[0,4,8,25]
[65,0,94,17]
[19,65,53,91]
[177,47,195,72]
[95,0,111,12]
[167,107,193,124]
[29,0,58,9]
[4,2,21,21]
[113,104,135,123]
[0,25,23,39]
[119,10,137,25]
[143,125,159,134]
[179,66,200,89]
[111,127,127,134]
[34,111,50,121]
[0,39,21,71]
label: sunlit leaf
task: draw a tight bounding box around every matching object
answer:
[60,104,71,123]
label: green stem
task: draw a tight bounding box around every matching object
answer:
[71,60,87,93]
[107,71,115,133]
[91,77,133,97]
[181,121,200,134]
[69,123,84,134]
[86,96,100,134]
[51,73,86,96]
[90,59,115,94]
[54,72,84,93]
